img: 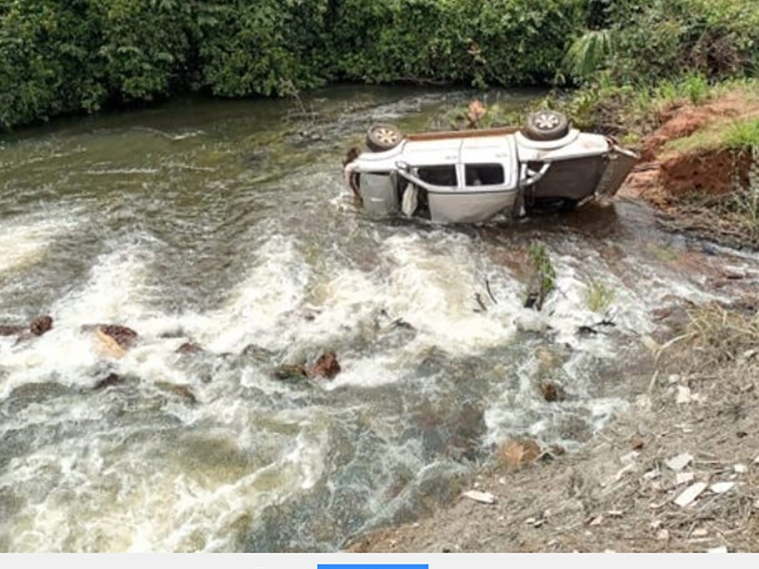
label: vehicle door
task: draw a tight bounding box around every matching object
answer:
[459,136,518,192]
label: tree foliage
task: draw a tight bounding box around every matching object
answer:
[197,0,329,97]
[1,0,758,130]
[565,0,759,85]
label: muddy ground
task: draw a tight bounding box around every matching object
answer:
[621,89,759,249]
[346,92,759,553]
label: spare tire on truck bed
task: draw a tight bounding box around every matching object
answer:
[522,110,570,141]
[366,124,403,152]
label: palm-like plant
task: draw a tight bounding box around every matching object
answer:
[564,29,613,81]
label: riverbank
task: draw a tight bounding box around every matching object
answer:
[346,83,759,553]
[620,86,759,250]
[0,74,757,551]
[347,342,759,552]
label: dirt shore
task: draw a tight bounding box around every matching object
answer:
[346,91,759,553]
[347,352,759,552]
[620,89,759,249]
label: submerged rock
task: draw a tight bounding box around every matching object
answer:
[309,351,341,380]
[98,325,138,348]
[273,364,310,384]
[30,316,53,337]
[176,342,204,355]
[409,401,487,463]
[416,346,453,376]
[158,328,187,339]
[83,324,139,358]
[0,326,25,337]
[155,381,197,405]
[241,344,276,364]
[0,315,54,340]
[271,351,342,384]
[93,373,127,390]
[539,382,567,402]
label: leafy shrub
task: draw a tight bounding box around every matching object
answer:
[1,0,758,131]
[197,0,329,97]
[0,0,191,129]
[607,0,759,85]
[0,1,100,128]
[94,0,192,102]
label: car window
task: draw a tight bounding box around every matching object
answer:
[465,164,504,186]
[417,165,457,187]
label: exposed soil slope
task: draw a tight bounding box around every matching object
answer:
[620,91,759,247]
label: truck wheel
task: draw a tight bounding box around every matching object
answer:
[522,110,570,141]
[367,124,403,152]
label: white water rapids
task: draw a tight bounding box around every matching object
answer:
[1,88,755,552]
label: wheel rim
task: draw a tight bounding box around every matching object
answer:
[373,126,399,145]
[534,112,560,131]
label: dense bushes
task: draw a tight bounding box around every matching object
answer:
[96,1,192,101]
[1,0,758,130]
[197,0,330,96]
[1,0,588,130]
[567,0,759,85]
[327,0,584,87]
[0,1,96,129]
[0,0,191,129]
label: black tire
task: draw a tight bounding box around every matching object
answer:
[366,124,403,152]
[522,110,570,141]
[531,198,577,213]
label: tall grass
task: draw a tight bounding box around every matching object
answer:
[725,119,759,149]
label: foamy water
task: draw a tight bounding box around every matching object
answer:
[1,89,756,552]
[0,214,79,278]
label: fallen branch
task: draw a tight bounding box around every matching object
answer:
[474,293,487,313]
[485,278,498,304]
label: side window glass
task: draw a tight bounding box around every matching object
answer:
[417,165,457,187]
[465,164,504,186]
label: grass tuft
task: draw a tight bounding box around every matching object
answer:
[528,243,556,296]
[725,119,759,149]
[586,280,615,314]
[686,303,759,364]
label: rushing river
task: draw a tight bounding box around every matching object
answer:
[1,86,757,552]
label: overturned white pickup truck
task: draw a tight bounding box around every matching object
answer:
[343,110,638,223]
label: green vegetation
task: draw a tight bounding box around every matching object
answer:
[563,29,613,81]
[586,279,615,314]
[563,0,759,87]
[663,115,759,155]
[725,120,759,150]
[528,243,556,297]
[1,0,758,131]
[0,0,589,131]
[523,242,557,311]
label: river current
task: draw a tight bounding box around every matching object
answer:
[0,87,755,552]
